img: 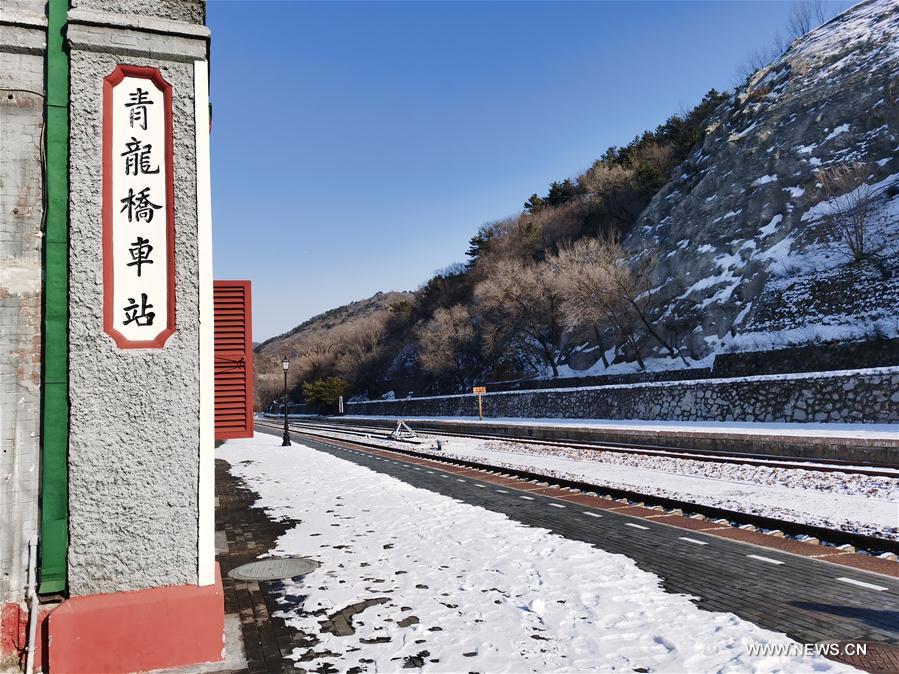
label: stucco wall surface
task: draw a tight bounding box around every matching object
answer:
[67,23,203,595]
[70,0,205,24]
[0,7,46,605]
[347,367,899,424]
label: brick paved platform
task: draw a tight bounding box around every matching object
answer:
[829,641,899,673]
[216,460,437,674]
[216,459,306,674]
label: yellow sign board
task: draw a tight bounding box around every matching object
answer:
[472,386,487,394]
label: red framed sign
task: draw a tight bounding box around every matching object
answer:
[102,65,176,348]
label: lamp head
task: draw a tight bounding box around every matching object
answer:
[282,357,289,371]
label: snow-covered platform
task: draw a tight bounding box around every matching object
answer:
[333,415,899,466]
[219,432,899,673]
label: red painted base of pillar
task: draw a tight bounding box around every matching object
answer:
[1,602,25,661]
[46,564,224,673]
[1,601,51,671]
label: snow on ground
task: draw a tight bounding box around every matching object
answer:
[312,419,899,539]
[549,353,716,379]
[758,214,783,238]
[219,434,859,674]
[723,320,899,353]
[411,437,898,540]
[341,415,899,441]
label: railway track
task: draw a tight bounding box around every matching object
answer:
[255,419,899,556]
[262,415,899,479]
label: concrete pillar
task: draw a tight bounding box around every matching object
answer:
[52,2,221,670]
[65,0,211,597]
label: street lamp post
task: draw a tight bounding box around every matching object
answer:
[281,357,291,447]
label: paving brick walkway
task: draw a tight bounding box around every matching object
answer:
[216,459,308,674]
[217,459,415,674]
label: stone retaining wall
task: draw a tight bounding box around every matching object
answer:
[712,339,899,378]
[346,367,899,424]
[484,366,713,393]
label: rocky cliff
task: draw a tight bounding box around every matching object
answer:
[628,0,899,363]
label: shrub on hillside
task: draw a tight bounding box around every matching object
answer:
[302,377,350,414]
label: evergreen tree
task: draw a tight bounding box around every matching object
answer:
[302,377,350,413]
[544,179,581,208]
[524,193,545,213]
[466,228,494,263]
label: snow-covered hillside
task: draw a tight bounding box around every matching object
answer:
[628,0,899,362]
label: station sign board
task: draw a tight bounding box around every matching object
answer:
[472,386,487,419]
[103,65,175,348]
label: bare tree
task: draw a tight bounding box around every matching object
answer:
[632,141,677,178]
[475,258,569,377]
[816,162,879,266]
[549,238,635,368]
[254,351,309,411]
[254,367,283,412]
[787,0,827,40]
[733,40,784,86]
[417,305,481,391]
[771,31,789,56]
[468,201,589,274]
[332,312,387,377]
[612,250,688,364]
[550,237,688,367]
[734,0,834,87]
[297,335,336,380]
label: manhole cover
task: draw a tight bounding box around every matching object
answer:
[228,557,320,581]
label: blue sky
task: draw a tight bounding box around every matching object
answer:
[207,0,842,341]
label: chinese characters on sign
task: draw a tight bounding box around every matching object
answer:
[104,66,174,348]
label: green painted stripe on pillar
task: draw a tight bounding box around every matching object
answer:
[40,0,70,595]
